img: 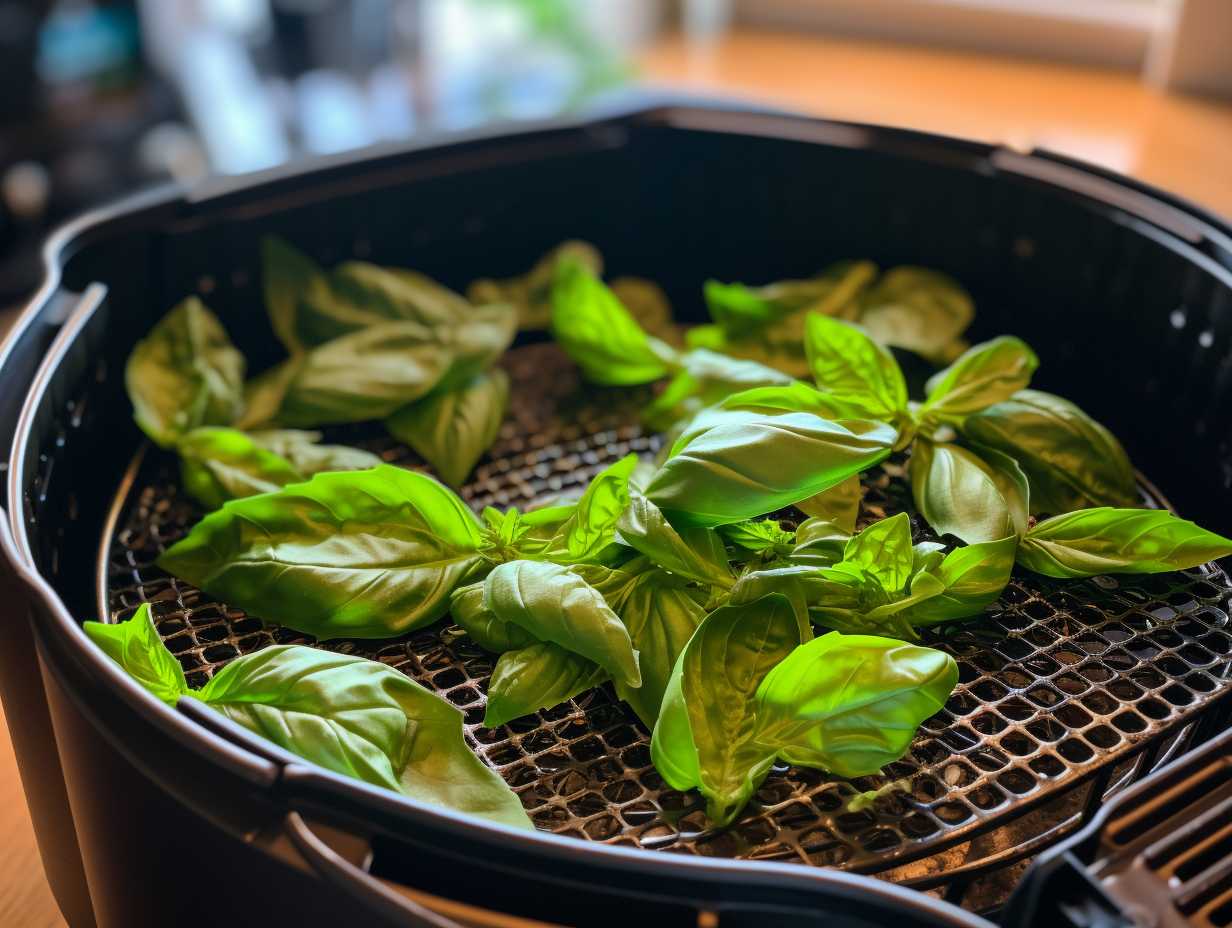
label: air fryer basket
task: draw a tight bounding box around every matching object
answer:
[4,103,1232,927]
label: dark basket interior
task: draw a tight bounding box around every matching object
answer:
[13,109,1232,914]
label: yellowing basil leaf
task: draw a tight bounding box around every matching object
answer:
[961,389,1138,513]
[551,257,673,385]
[754,632,957,778]
[262,236,327,354]
[858,267,974,363]
[795,474,862,533]
[159,465,485,639]
[911,441,1018,544]
[842,512,914,595]
[469,240,603,331]
[610,276,680,345]
[703,261,877,335]
[482,561,641,686]
[450,581,536,653]
[387,368,510,487]
[803,314,908,421]
[125,298,245,448]
[616,492,733,589]
[920,336,1039,424]
[1017,508,1232,578]
[483,642,608,728]
[650,593,801,826]
[177,427,303,510]
[614,571,706,727]
[196,645,531,828]
[83,604,188,705]
[646,410,895,527]
[905,535,1017,625]
[247,429,382,475]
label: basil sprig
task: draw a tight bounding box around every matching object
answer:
[86,606,531,828]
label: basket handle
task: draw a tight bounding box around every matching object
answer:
[283,811,474,928]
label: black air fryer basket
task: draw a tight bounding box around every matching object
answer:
[2,103,1231,928]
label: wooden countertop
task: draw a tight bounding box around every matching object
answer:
[2,29,1231,928]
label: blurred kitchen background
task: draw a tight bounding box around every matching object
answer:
[1,0,1230,316]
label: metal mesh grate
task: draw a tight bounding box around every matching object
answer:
[103,344,1232,892]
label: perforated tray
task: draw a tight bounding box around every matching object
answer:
[101,343,1232,910]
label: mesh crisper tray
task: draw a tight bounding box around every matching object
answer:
[102,343,1232,903]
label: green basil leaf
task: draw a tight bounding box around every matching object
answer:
[790,518,851,568]
[920,336,1039,424]
[911,441,1020,544]
[968,443,1031,537]
[729,565,822,642]
[159,465,485,638]
[961,389,1137,513]
[719,380,876,421]
[646,410,895,527]
[650,593,801,826]
[858,267,973,363]
[262,236,325,354]
[386,368,510,487]
[550,257,673,385]
[616,492,733,588]
[482,561,641,686]
[483,642,608,728]
[842,512,914,594]
[794,474,862,532]
[614,571,706,727]
[125,298,246,448]
[1018,508,1232,578]
[450,581,536,653]
[468,240,603,331]
[754,632,957,778]
[703,260,877,335]
[543,454,639,564]
[569,557,657,611]
[177,427,303,510]
[719,519,795,555]
[643,349,792,430]
[196,645,530,828]
[609,276,680,345]
[83,604,188,705]
[684,321,813,379]
[263,306,516,427]
[803,314,908,420]
[905,536,1017,625]
[247,429,383,475]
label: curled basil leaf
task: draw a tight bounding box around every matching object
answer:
[1017,508,1232,578]
[791,518,851,568]
[83,604,187,705]
[609,276,680,345]
[804,314,908,421]
[905,536,1017,625]
[961,389,1137,513]
[754,632,957,778]
[543,454,639,564]
[450,581,536,653]
[177,427,303,510]
[703,260,876,335]
[125,298,245,448]
[484,642,608,728]
[795,474,862,532]
[247,429,383,475]
[551,257,674,385]
[919,336,1038,426]
[159,465,486,639]
[911,441,1026,544]
[617,492,733,588]
[646,410,895,527]
[468,240,603,331]
[387,368,510,487]
[651,593,801,826]
[482,561,641,687]
[859,266,973,363]
[643,349,791,430]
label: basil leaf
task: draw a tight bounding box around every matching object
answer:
[614,571,706,727]
[196,645,531,828]
[468,240,603,331]
[387,368,510,487]
[858,267,973,363]
[483,642,608,728]
[83,604,188,705]
[264,306,516,427]
[159,465,486,638]
[543,454,639,564]
[729,565,822,642]
[795,474,862,532]
[1017,508,1232,578]
[550,257,673,385]
[609,277,680,345]
[842,512,914,594]
[482,561,641,686]
[754,632,957,778]
[790,518,851,568]
[961,389,1138,513]
[803,314,908,421]
[570,557,657,611]
[643,349,792,430]
[719,380,875,421]
[719,519,795,556]
[911,441,1021,544]
[905,536,1017,625]
[704,260,877,335]
[650,593,801,826]
[684,320,813,380]
[920,336,1039,424]
[646,410,895,527]
[616,492,733,588]
[247,429,383,475]
[177,427,303,510]
[262,236,325,354]
[450,581,536,652]
[125,298,245,448]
